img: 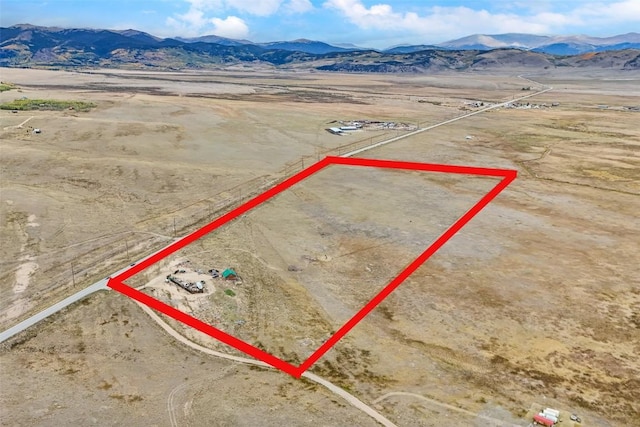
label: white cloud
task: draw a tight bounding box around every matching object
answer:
[183,0,222,11]
[164,0,640,43]
[574,0,640,24]
[224,0,283,16]
[166,7,209,38]
[322,0,566,35]
[176,7,208,28]
[176,0,304,17]
[210,15,249,38]
[323,0,640,42]
[166,12,249,38]
[285,0,314,14]
[175,0,314,17]
[166,0,312,38]
[165,2,242,37]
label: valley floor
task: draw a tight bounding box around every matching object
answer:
[1,68,638,426]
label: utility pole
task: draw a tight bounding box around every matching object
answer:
[125,239,129,259]
[173,217,176,237]
[71,261,76,287]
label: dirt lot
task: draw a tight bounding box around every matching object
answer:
[1,68,639,426]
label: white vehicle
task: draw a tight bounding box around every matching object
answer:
[544,408,560,418]
[541,411,558,423]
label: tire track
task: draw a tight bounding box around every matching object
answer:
[372,392,520,427]
[167,365,236,427]
[136,301,397,427]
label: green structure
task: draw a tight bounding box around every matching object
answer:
[222,268,237,280]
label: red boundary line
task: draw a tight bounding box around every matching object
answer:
[108,156,516,378]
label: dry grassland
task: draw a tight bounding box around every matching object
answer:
[1,68,638,426]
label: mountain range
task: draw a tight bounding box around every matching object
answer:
[173,31,640,55]
[1,24,639,72]
[430,33,640,54]
[175,35,359,55]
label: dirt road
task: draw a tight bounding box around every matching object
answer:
[373,392,520,426]
[135,301,398,427]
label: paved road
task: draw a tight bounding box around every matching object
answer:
[343,82,552,157]
[0,237,185,345]
[0,279,109,343]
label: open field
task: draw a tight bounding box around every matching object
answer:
[130,163,501,363]
[1,68,639,426]
[0,291,380,426]
[0,68,527,331]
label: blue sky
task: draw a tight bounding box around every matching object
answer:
[2,0,639,48]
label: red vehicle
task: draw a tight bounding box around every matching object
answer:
[533,414,555,426]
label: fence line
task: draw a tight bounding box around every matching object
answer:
[8,85,549,327]
[22,128,414,305]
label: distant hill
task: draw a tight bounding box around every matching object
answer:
[1,24,639,72]
[333,42,368,50]
[383,45,440,54]
[259,39,356,54]
[435,32,640,55]
[532,42,596,55]
[114,29,163,44]
[175,34,253,46]
[437,33,550,50]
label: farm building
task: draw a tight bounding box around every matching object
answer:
[327,127,344,135]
